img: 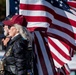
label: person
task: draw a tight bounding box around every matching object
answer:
[2,25,11,50]
[2,15,33,75]
[1,15,13,50]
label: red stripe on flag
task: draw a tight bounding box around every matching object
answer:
[49,24,76,39]
[67,1,76,8]
[27,27,47,32]
[48,37,71,60]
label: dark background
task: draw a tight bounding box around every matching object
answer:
[0,0,6,21]
[0,0,6,50]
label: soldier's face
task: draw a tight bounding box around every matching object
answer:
[3,25,9,36]
[8,26,18,38]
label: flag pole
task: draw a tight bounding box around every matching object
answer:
[6,0,10,16]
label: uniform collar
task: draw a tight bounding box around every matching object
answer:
[9,34,22,45]
[11,33,20,39]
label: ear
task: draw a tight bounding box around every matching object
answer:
[16,29,19,33]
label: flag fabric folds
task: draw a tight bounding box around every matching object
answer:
[19,0,76,74]
[19,0,76,49]
[6,0,76,75]
[67,1,76,15]
[19,0,76,75]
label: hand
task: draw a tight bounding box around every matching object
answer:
[2,37,11,46]
[0,70,4,75]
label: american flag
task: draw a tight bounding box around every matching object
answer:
[6,0,76,75]
[6,0,19,16]
[67,1,76,15]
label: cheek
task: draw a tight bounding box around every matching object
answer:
[9,29,16,36]
[13,30,16,35]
